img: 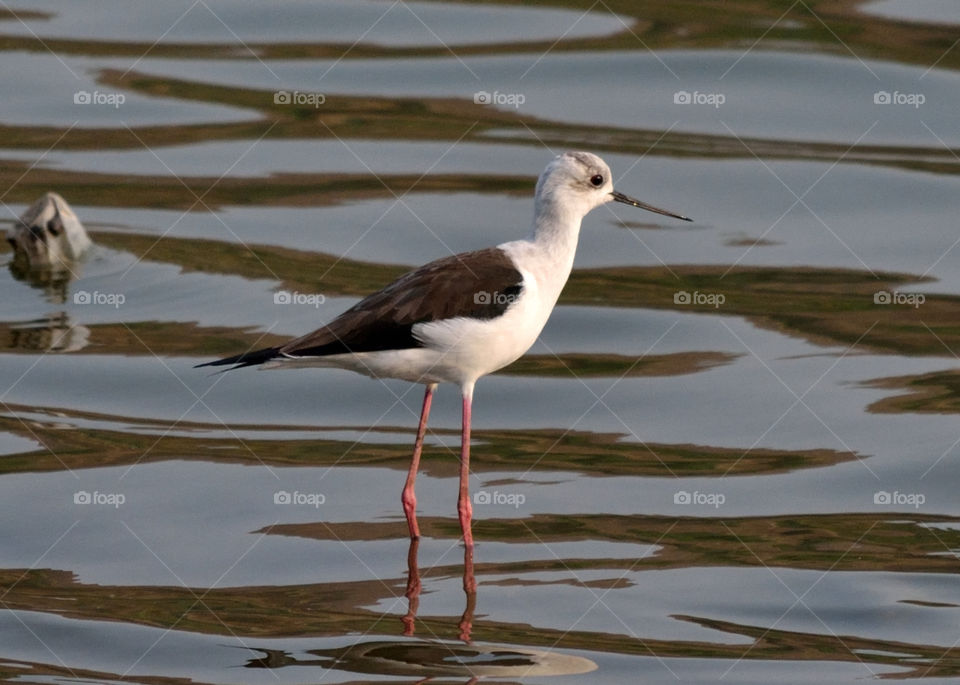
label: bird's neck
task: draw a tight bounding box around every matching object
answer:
[530,200,582,274]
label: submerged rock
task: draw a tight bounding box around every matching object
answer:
[8,192,91,270]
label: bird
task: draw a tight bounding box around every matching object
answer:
[198,151,691,548]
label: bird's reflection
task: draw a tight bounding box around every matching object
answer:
[243,637,596,680]
[243,637,594,681]
[403,537,476,641]
[401,537,421,637]
[242,538,596,680]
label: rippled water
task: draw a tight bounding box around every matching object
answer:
[2,1,960,683]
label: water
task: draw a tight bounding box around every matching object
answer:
[2,1,960,683]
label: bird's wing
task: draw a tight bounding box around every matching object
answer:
[280,247,524,357]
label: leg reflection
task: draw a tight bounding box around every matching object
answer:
[402,537,421,637]
[459,545,476,642]
[401,537,477,643]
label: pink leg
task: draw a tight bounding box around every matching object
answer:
[457,389,474,549]
[402,383,435,539]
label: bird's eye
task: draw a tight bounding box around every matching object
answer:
[590,174,604,187]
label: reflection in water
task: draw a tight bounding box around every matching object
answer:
[2,313,89,353]
[241,539,595,680]
[7,262,74,304]
[0,404,861,478]
[863,369,960,414]
[403,538,477,642]
[95,229,960,358]
[244,640,597,680]
[0,509,959,679]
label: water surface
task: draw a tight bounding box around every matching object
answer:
[1,1,960,683]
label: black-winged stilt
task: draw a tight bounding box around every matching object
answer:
[198,151,691,548]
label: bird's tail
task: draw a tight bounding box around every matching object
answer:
[195,346,281,370]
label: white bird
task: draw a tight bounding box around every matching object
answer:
[199,151,691,547]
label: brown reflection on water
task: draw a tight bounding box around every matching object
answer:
[864,369,960,414]
[67,233,960,357]
[0,405,858,478]
[2,512,959,678]
[261,513,960,574]
[0,0,958,76]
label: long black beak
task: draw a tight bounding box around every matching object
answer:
[611,190,692,222]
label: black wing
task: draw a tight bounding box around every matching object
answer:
[197,247,524,369]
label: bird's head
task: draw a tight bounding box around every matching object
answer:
[534,151,691,222]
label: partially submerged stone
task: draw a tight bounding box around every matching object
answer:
[8,192,91,269]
